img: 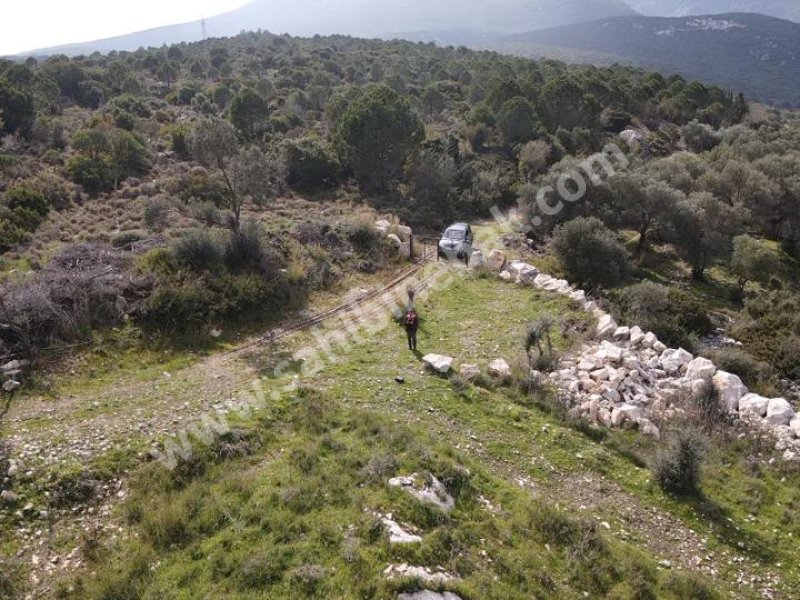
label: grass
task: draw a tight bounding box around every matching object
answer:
[8,269,800,598]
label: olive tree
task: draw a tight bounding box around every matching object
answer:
[730,235,782,297]
[192,117,285,230]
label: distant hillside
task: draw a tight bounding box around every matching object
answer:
[627,0,800,23]
[493,13,800,106]
[20,0,637,57]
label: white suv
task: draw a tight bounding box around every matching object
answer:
[438,222,473,263]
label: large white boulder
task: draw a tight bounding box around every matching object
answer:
[685,357,716,381]
[468,251,485,270]
[376,220,391,237]
[641,332,659,349]
[396,225,413,242]
[486,249,507,272]
[596,314,617,339]
[765,398,795,427]
[507,261,539,284]
[659,348,694,374]
[611,404,644,427]
[488,359,512,378]
[712,371,748,412]
[738,393,770,418]
[387,233,411,259]
[423,354,454,375]
[629,326,645,347]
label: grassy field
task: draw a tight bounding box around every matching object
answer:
[5,270,800,599]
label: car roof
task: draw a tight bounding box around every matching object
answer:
[446,223,469,231]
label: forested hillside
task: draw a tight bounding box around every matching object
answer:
[0,32,749,358]
[3,29,800,599]
[493,13,800,106]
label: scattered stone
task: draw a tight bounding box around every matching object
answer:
[422,354,454,375]
[384,564,457,583]
[458,364,480,381]
[394,376,405,384]
[2,380,20,392]
[381,516,422,544]
[467,250,485,270]
[1,490,19,504]
[488,359,511,378]
[659,348,694,374]
[388,474,455,512]
[398,592,463,600]
[486,249,507,272]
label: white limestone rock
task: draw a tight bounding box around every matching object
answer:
[765,398,794,427]
[486,249,507,272]
[458,364,481,381]
[611,404,644,427]
[738,393,770,418]
[488,359,512,378]
[629,326,645,347]
[423,354,454,375]
[659,348,694,374]
[685,357,716,381]
[468,250,486,270]
[382,516,422,544]
[712,371,748,412]
[596,314,618,339]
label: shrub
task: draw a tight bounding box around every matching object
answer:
[552,217,631,288]
[344,218,381,258]
[652,428,706,495]
[733,290,800,379]
[224,222,269,273]
[173,229,222,271]
[66,155,113,196]
[143,198,170,231]
[5,182,50,216]
[285,138,340,192]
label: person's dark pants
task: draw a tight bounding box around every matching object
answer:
[406,327,418,350]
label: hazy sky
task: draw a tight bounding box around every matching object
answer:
[1,0,251,55]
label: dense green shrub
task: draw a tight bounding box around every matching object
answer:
[285,138,340,192]
[552,217,631,288]
[734,290,800,379]
[173,229,222,271]
[66,154,114,196]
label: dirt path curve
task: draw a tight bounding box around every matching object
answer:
[6,259,441,475]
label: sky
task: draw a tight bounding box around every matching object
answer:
[1,0,251,55]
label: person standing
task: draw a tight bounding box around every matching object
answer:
[405,309,419,351]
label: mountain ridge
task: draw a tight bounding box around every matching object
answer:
[491,12,800,106]
[13,0,637,57]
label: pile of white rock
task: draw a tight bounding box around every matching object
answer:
[376,219,413,259]
[474,249,800,460]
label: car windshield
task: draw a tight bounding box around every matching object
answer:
[444,228,466,240]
